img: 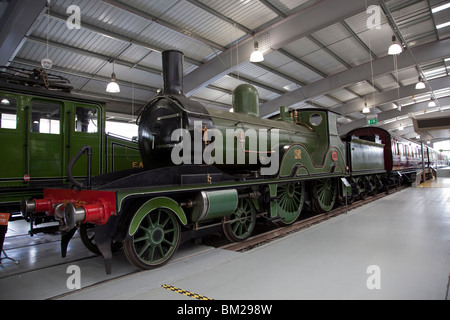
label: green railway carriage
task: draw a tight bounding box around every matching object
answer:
[0,69,142,217]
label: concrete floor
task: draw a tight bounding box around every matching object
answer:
[1,181,449,300]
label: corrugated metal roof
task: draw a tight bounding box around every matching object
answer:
[283,37,321,58]
[328,37,371,68]
[134,21,218,62]
[159,0,247,48]
[268,0,313,15]
[312,23,352,47]
[301,49,347,76]
[2,0,447,141]
[373,74,400,91]
[196,0,278,31]
[346,81,377,96]
[328,88,359,102]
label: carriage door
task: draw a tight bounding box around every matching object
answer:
[29,100,64,184]
[0,95,22,187]
[68,104,102,178]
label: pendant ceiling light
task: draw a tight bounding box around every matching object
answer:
[250,41,264,63]
[106,61,120,93]
[388,35,402,55]
[362,103,370,114]
[415,76,426,90]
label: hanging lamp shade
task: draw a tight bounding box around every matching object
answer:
[250,41,264,62]
[415,77,426,89]
[362,103,370,114]
[388,35,402,55]
[106,72,120,93]
[41,57,53,69]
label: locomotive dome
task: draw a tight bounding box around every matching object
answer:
[232,84,259,117]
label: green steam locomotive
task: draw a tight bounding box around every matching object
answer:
[19,51,402,274]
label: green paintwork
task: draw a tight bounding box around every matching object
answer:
[204,189,238,220]
[223,198,257,241]
[129,197,187,236]
[191,189,238,222]
[276,181,305,225]
[205,107,316,172]
[124,206,181,268]
[312,178,338,212]
[106,135,141,172]
[280,145,346,177]
[277,110,346,179]
[232,84,259,117]
[0,89,142,207]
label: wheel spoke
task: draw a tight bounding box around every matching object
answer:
[138,241,151,257]
[134,235,149,243]
[148,245,156,261]
[157,244,165,258]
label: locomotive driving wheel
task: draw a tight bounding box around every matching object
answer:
[223,198,256,242]
[312,178,337,212]
[277,181,305,225]
[124,207,181,270]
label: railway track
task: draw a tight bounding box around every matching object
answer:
[221,185,408,252]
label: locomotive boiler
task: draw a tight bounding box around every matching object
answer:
[138,50,332,177]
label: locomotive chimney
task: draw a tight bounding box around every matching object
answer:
[162,50,184,95]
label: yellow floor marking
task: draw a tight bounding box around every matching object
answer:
[161,284,213,300]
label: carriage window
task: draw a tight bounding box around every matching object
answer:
[75,107,98,133]
[0,97,17,129]
[309,113,323,126]
[31,101,60,134]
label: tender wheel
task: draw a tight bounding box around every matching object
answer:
[123,207,181,270]
[277,181,305,225]
[223,198,256,242]
[368,176,378,196]
[312,178,337,212]
[79,223,122,255]
[356,177,367,200]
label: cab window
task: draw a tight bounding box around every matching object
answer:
[75,106,98,133]
[309,113,323,126]
[0,97,17,129]
[31,101,61,134]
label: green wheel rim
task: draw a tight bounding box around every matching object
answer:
[313,178,337,212]
[125,207,180,269]
[223,198,256,242]
[277,182,305,225]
